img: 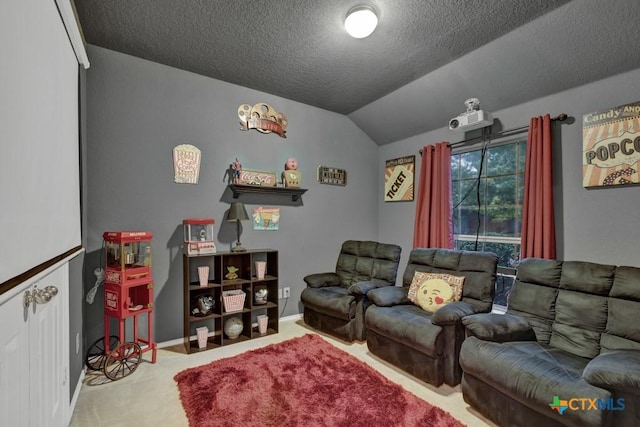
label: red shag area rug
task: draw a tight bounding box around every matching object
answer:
[174,334,465,427]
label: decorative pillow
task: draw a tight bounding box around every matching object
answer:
[407,271,430,303]
[415,278,456,313]
[425,273,465,302]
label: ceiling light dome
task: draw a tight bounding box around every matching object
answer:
[344,5,378,39]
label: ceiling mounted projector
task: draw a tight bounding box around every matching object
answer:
[449,98,493,132]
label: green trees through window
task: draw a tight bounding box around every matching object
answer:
[451,140,526,268]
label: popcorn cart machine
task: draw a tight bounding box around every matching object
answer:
[85,231,157,380]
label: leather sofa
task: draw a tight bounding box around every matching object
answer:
[364,248,498,387]
[460,257,640,427]
[300,240,402,342]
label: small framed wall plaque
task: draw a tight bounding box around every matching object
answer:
[317,166,347,186]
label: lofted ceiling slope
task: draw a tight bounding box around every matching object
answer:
[73,0,640,145]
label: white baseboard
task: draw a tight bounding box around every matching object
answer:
[280,313,303,322]
[67,369,85,425]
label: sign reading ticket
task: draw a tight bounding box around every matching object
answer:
[385,155,415,202]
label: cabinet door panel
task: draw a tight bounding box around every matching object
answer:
[30,264,69,427]
[0,288,30,427]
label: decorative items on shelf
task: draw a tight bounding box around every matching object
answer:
[257,315,269,335]
[255,261,266,280]
[224,317,244,339]
[254,287,268,305]
[236,168,278,186]
[192,294,215,316]
[197,266,209,287]
[227,202,250,252]
[225,266,239,280]
[282,157,301,188]
[183,218,216,255]
[238,102,288,138]
[182,249,279,353]
[223,289,246,313]
[173,144,201,184]
[196,326,208,349]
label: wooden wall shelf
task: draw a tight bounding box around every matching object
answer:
[228,184,307,201]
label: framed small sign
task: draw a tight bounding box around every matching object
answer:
[236,169,277,186]
[317,166,347,186]
[384,155,415,202]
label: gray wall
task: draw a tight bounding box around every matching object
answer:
[83,45,379,344]
[379,67,640,273]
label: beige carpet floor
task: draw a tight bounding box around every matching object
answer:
[69,318,496,426]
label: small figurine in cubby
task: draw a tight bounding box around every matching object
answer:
[226,266,239,280]
[282,157,301,188]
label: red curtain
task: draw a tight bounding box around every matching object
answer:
[521,114,556,259]
[413,142,453,249]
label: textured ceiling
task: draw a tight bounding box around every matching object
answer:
[73,0,640,145]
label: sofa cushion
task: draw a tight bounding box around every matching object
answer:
[401,248,497,313]
[601,266,640,352]
[365,305,443,356]
[509,258,562,344]
[300,286,355,320]
[548,261,615,359]
[460,336,610,427]
[336,241,401,287]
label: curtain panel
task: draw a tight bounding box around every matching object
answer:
[521,114,556,259]
[413,142,453,249]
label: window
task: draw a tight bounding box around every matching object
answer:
[451,139,526,270]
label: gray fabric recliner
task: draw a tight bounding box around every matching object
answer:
[364,248,498,387]
[460,257,640,427]
[300,240,402,342]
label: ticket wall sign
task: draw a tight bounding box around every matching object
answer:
[583,101,640,187]
[385,155,415,202]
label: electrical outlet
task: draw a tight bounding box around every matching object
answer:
[278,288,283,299]
[283,287,291,298]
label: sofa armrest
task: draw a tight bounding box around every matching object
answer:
[583,350,640,394]
[367,286,410,307]
[431,301,477,326]
[348,280,390,296]
[462,313,536,342]
[304,272,341,288]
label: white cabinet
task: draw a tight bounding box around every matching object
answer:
[0,262,70,427]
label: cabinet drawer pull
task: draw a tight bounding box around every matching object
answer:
[23,285,59,309]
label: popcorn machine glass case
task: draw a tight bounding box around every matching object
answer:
[103,231,153,286]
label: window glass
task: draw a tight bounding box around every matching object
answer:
[452,140,525,268]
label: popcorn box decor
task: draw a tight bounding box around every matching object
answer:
[222,290,246,313]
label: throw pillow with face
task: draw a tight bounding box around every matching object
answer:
[416,278,455,313]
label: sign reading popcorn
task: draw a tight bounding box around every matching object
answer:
[583,101,640,187]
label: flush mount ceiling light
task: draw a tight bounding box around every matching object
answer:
[344,5,378,39]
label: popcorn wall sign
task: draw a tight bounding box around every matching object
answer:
[583,101,640,187]
[173,144,201,184]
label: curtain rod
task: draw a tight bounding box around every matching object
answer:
[419,113,568,155]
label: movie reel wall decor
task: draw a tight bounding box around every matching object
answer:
[238,103,288,138]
